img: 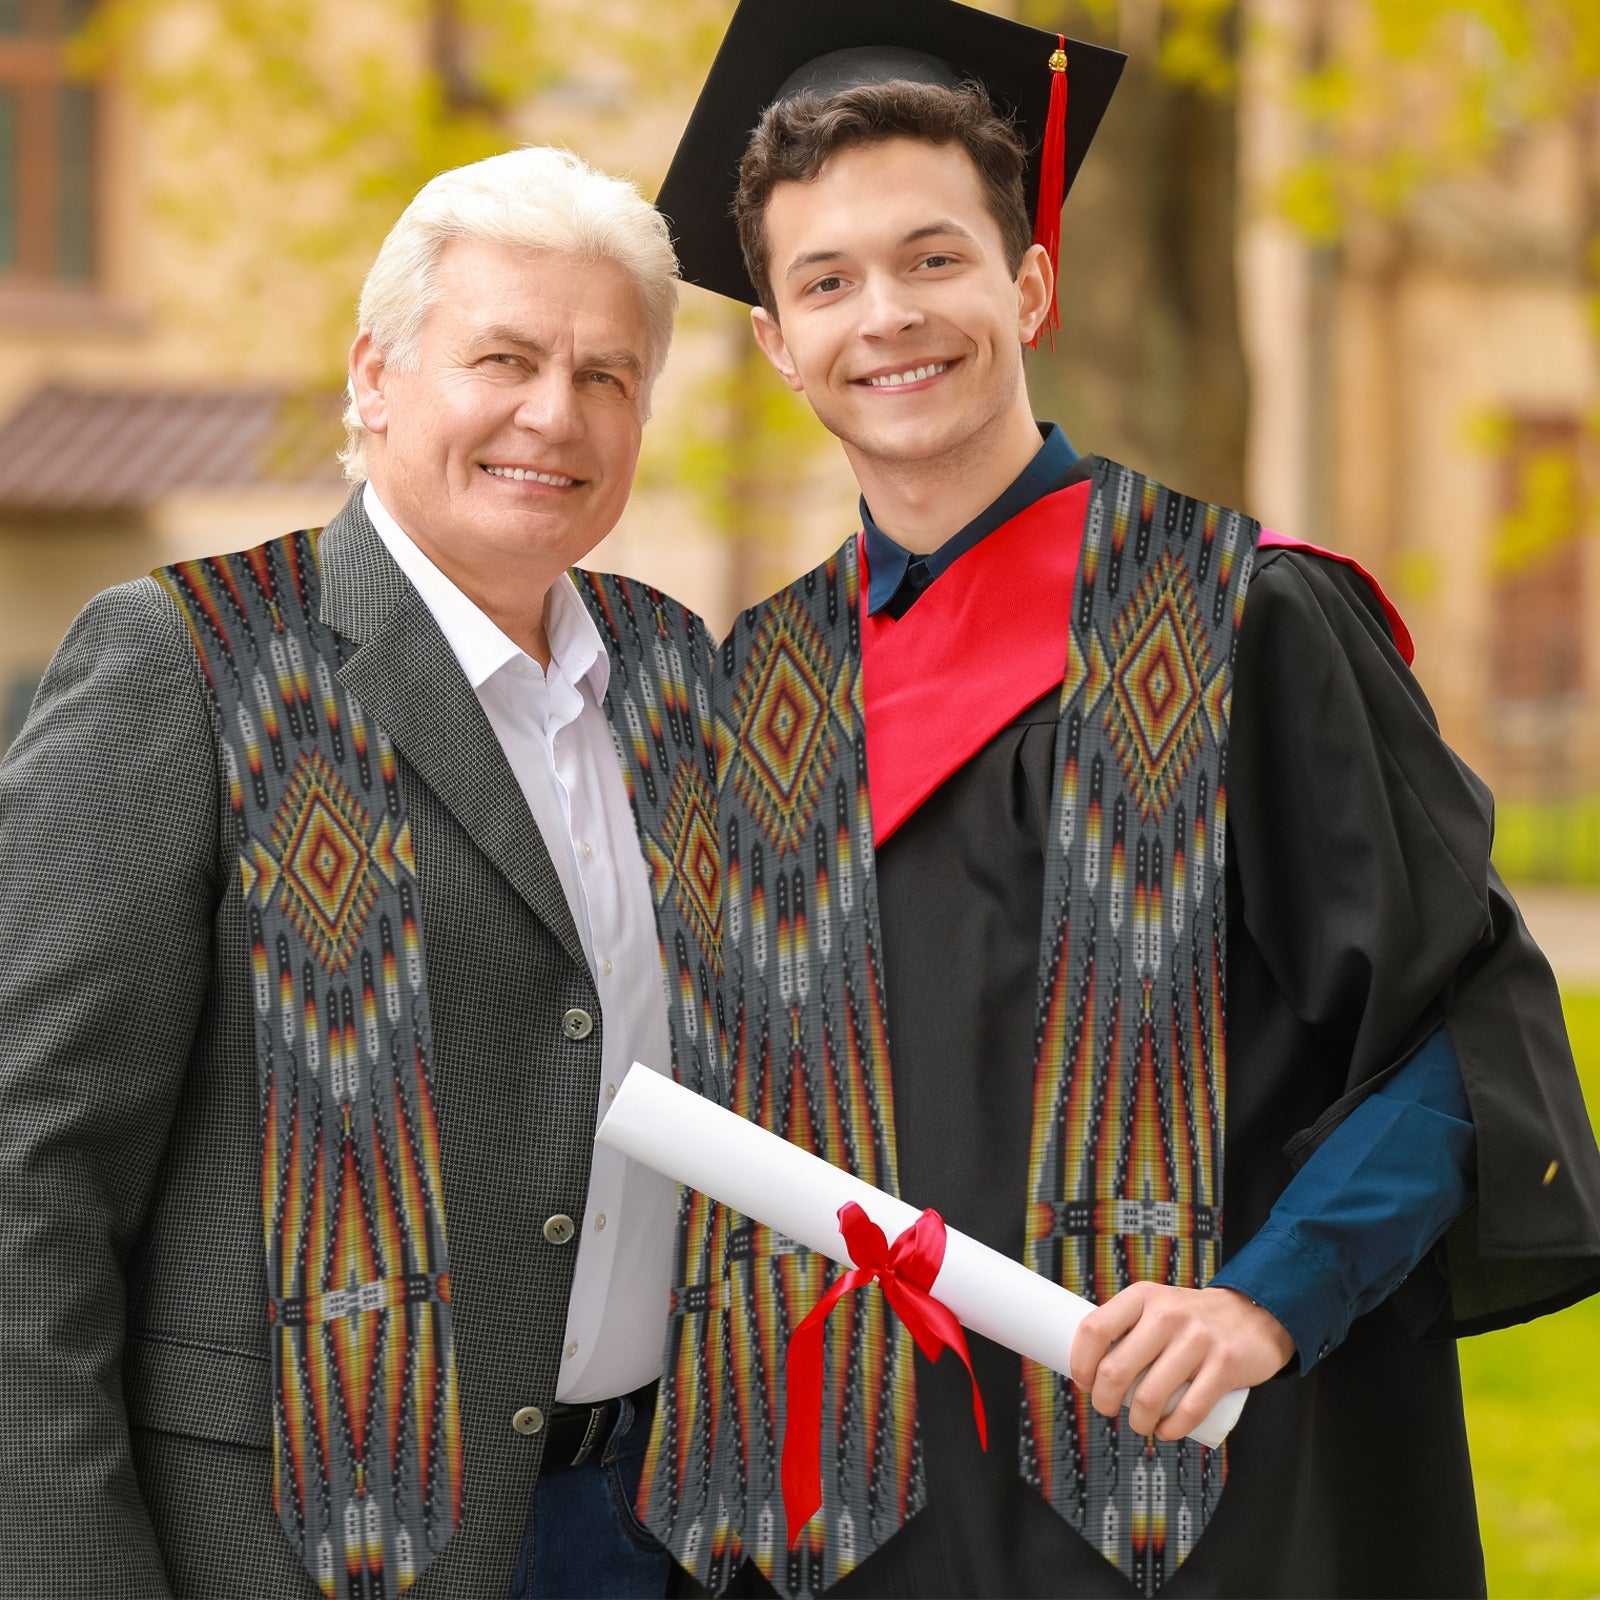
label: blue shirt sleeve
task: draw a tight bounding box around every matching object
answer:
[1209,1025,1476,1371]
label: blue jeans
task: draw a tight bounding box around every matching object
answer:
[508,1391,673,1599]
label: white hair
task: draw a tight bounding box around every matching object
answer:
[340,145,679,482]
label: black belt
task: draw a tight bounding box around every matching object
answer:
[543,1380,657,1469]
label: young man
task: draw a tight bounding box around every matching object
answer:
[0,148,721,1599]
[635,2,1600,1596]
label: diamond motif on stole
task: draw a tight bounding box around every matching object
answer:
[1104,551,1211,823]
[728,589,840,853]
[272,750,380,972]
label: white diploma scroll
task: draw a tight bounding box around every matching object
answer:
[598,1063,1245,1449]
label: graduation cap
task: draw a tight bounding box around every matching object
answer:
[657,0,1127,339]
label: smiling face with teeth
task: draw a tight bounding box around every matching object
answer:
[350,236,652,654]
[750,136,1053,544]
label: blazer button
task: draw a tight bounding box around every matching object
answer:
[544,1214,576,1246]
[561,1007,594,1041]
[512,1405,545,1436]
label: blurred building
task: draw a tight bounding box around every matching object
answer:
[1239,0,1600,821]
[0,0,852,751]
[4,0,1597,840]
[0,0,349,745]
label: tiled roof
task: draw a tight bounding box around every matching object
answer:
[0,386,347,512]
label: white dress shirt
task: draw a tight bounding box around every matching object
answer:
[364,483,677,1403]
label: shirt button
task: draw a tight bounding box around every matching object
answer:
[601,958,613,976]
[594,1213,607,1232]
[603,1083,617,1102]
[511,1405,545,1436]
[581,841,594,859]
[564,1341,579,1360]
[561,1007,593,1041]
[544,1214,576,1246]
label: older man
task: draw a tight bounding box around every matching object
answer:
[0,147,721,1600]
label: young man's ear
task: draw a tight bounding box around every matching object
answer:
[1015,243,1054,346]
[348,330,390,436]
[750,306,805,394]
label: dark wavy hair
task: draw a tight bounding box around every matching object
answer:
[735,79,1032,316]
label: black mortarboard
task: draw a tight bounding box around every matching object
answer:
[657,0,1127,316]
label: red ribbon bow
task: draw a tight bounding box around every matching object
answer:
[781,1202,988,1546]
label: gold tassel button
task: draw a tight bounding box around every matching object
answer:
[1049,47,1069,72]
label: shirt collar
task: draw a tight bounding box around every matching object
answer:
[861,422,1079,616]
[544,568,609,703]
[362,481,609,702]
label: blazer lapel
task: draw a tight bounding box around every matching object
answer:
[317,492,588,972]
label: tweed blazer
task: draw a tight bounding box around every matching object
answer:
[0,495,687,1598]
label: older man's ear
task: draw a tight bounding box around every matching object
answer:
[347,330,389,438]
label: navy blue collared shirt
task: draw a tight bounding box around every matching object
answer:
[1212,1030,1474,1369]
[863,424,1080,618]
[863,420,1477,1369]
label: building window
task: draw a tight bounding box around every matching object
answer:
[0,0,97,284]
[1489,416,1589,706]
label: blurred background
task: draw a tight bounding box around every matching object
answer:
[0,0,1596,1588]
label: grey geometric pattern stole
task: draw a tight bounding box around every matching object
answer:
[158,530,462,1597]
[571,572,739,1592]
[1022,459,1258,1594]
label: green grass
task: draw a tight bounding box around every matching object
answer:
[1459,990,1600,1597]
[1492,799,1600,888]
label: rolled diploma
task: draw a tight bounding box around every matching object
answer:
[598,1063,1245,1448]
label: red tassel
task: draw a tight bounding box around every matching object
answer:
[1029,36,1069,352]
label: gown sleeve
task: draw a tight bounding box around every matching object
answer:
[1226,547,1600,1336]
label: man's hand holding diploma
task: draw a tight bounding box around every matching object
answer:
[1072,1283,1296,1440]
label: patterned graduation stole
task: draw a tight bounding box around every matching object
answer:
[570,572,742,1592]
[158,532,462,1597]
[709,557,916,1597]
[1021,459,1257,1593]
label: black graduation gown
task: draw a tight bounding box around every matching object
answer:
[814,544,1600,1598]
